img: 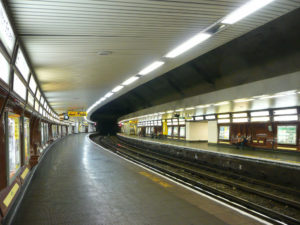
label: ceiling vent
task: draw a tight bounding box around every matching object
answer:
[97,50,113,56]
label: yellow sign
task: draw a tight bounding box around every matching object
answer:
[162,120,168,135]
[3,183,19,207]
[68,111,87,117]
[21,168,29,180]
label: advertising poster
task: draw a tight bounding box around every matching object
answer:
[277,126,297,145]
[219,126,230,140]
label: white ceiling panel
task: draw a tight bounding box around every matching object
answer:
[7,0,300,113]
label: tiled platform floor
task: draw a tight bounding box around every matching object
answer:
[118,133,300,165]
[13,134,266,225]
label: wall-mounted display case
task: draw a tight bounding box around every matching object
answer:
[7,112,21,184]
[219,126,230,140]
[277,125,297,145]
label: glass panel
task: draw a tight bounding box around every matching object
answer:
[62,126,67,135]
[28,92,34,106]
[36,89,41,100]
[41,123,44,146]
[13,74,26,99]
[43,123,48,145]
[219,126,230,140]
[52,125,57,138]
[0,52,10,84]
[24,117,30,163]
[7,113,21,184]
[40,96,44,105]
[35,102,39,112]
[15,48,30,81]
[180,126,185,137]
[277,125,297,145]
[173,126,178,136]
[168,127,172,136]
[29,76,37,93]
[0,2,15,54]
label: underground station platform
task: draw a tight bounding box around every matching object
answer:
[1,0,300,224]
[10,134,268,225]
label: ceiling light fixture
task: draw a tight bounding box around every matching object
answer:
[104,92,113,98]
[234,98,254,103]
[222,0,275,25]
[214,101,229,106]
[165,33,211,58]
[138,61,165,76]
[185,107,195,110]
[122,76,139,85]
[112,85,124,93]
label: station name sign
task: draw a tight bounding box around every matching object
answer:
[68,111,87,117]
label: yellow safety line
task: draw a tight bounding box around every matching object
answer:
[139,171,172,188]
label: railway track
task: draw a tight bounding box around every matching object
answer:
[93,135,300,225]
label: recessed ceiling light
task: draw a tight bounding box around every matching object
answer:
[222,0,275,25]
[185,107,195,110]
[138,61,165,76]
[104,92,113,98]
[165,33,211,58]
[97,50,113,56]
[112,85,124,93]
[122,76,139,85]
[214,101,229,106]
[234,98,254,103]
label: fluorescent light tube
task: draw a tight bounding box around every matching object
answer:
[274,115,298,121]
[195,116,203,121]
[251,117,270,122]
[139,61,165,75]
[233,113,248,118]
[122,76,139,85]
[234,98,254,103]
[112,85,124,93]
[214,101,229,106]
[251,111,269,117]
[218,119,230,123]
[218,114,230,118]
[222,0,275,24]
[233,118,249,123]
[205,115,216,120]
[273,109,297,115]
[165,33,211,58]
[104,92,113,98]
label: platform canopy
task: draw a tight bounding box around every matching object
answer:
[7,0,300,114]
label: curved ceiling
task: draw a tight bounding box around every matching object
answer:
[6,0,300,114]
[90,7,300,125]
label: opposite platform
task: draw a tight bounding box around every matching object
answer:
[118,133,300,166]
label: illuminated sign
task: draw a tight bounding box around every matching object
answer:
[68,111,87,117]
[0,52,10,84]
[15,48,30,81]
[277,126,297,145]
[0,2,15,54]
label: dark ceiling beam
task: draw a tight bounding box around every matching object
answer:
[190,62,215,85]
[165,75,185,97]
[130,91,153,108]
